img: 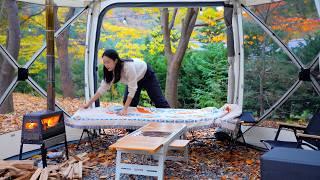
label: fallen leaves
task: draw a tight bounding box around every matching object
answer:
[246,159,254,165]
[0,93,264,179]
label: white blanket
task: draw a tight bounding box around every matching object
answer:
[66,104,241,131]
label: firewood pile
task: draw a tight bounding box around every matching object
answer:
[0,160,35,179]
[0,152,93,180]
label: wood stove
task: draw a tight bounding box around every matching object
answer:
[19,110,68,167]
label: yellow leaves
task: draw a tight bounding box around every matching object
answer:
[29,61,46,74]
[21,15,29,20]
[247,41,254,45]
[114,39,146,58]
[102,22,149,40]
[68,40,85,60]
[20,34,45,62]
[198,7,223,25]
[131,7,160,15]
[0,35,6,45]
[210,34,226,43]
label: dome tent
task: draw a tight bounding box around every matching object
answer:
[0,0,319,158]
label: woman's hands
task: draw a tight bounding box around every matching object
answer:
[117,108,128,116]
[118,96,132,116]
[81,102,91,109]
[80,92,101,110]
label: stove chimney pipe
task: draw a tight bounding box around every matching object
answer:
[46,0,55,111]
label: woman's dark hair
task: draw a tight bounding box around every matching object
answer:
[102,49,123,83]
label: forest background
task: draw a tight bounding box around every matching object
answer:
[0,0,319,124]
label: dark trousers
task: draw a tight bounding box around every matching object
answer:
[123,64,170,108]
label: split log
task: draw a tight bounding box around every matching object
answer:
[66,165,74,180]
[15,172,32,180]
[39,168,48,180]
[30,168,42,180]
[72,155,82,162]
[0,160,34,170]
[0,165,21,174]
[78,161,83,179]
[62,164,72,178]
[77,152,88,160]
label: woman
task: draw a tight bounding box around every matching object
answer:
[82,49,170,115]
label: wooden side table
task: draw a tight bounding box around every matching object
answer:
[109,123,187,180]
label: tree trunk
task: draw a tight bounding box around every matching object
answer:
[0,0,20,114]
[162,8,198,107]
[54,7,75,98]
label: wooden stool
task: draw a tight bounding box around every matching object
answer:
[167,139,190,162]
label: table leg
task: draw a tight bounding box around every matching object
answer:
[157,153,165,180]
[115,151,122,180]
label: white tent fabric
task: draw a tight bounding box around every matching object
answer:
[16,0,94,7]
[17,0,282,7]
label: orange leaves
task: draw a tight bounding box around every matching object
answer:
[246,159,254,165]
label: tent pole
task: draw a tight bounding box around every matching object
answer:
[224,4,235,104]
[236,0,244,108]
[310,76,320,96]
[46,0,55,111]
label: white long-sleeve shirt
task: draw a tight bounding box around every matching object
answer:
[96,58,147,98]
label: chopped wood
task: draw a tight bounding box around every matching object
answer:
[72,155,82,162]
[99,175,109,179]
[83,165,94,169]
[59,160,69,168]
[68,158,77,165]
[73,163,79,179]
[0,160,35,170]
[77,152,88,160]
[62,164,72,178]
[15,172,32,180]
[30,168,42,180]
[78,161,83,179]
[0,165,21,174]
[47,165,59,172]
[82,157,90,163]
[67,165,74,180]
[49,172,59,177]
[39,168,48,180]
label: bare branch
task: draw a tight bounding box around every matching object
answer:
[169,8,178,31]
[194,23,209,27]
[175,8,198,66]
[186,8,199,38]
[20,9,45,26]
[0,0,5,17]
[161,8,172,60]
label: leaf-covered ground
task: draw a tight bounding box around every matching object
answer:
[34,129,262,179]
[1,93,263,179]
[0,93,109,135]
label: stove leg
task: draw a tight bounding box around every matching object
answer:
[41,144,47,168]
[64,134,69,160]
[19,143,24,160]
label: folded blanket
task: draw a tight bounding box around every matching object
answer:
[66,104,241,131]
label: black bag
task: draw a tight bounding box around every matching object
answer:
[214,127,231,141]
